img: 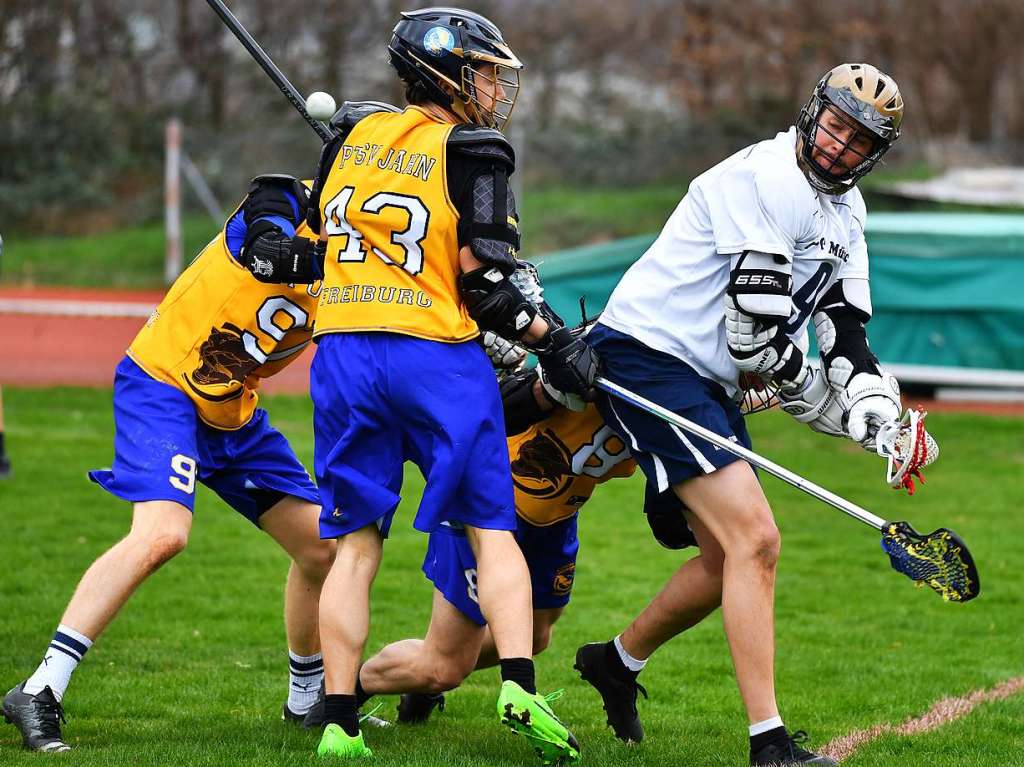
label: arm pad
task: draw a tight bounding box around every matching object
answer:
[458,265,538,340]
[813,280,880,390]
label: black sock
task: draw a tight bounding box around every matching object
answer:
[0,432,6,457]
[354,669,372,708]
[499,657,536,694]
[603,640,638,681]
[323,694,360,737]
[750,725,788,754]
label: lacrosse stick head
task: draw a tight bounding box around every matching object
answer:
[881,522,980,602]
[874,406,938,494]
[738,372,780,415]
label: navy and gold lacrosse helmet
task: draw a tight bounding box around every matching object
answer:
[795,63,904,195]
[388,7,522,131]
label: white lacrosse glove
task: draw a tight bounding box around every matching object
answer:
[482,331,527,372]
[842,371,902,449]
[777,364,846,437]
[536,362,586,411]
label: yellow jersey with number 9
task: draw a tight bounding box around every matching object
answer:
[128,213,320,431]
[509,404,637,527]
[315,107,476,342]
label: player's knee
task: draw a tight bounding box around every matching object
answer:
[533,631,553,656]
[424,663,469,694]
[294,539,336,584]
[748,523,781,570]
[139,530,188,571]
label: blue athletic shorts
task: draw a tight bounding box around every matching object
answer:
[88,356,319,525]
[311,333,516,540]
[589,324,752,492]
[422,513,579,626]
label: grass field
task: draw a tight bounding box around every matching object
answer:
[0,387,1021,766]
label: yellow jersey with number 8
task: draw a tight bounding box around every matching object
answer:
[509,404,637,527]
[315,107,476,342]
[128,215,320,431]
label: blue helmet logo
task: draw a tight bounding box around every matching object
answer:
[423,26,456,56]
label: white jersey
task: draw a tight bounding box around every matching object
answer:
[600,127,869,397]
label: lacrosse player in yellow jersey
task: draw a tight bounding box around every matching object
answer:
[3,177,341,752]
[292,8,596,762]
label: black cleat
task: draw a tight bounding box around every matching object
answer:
[396,693,445,724]
[3,682,71,752]
[301,683,391,729]
[750,730,837,766]
[282,702,306,723]
[574,642,647,744]
[0,455,10,480]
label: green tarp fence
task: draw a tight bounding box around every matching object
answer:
[535,213,1024,371]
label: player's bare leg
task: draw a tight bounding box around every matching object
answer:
[618,513,724,659]
[575,514,723,743]
[464,526,533,659]
[477,607,565,669]
[260,496,335,719]
[61,500,192,638]
[673,460,781,725]
[361,590,484,695]
[317,523,381,753]
[4,501,191,751]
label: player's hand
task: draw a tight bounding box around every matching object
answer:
[536,363,586,411]
[481,331,527,372]
[842,371,901,449]
[531,326,600,401]
[777,364,845,437]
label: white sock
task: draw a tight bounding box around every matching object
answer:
[23,624,94,702]
[288,650,324,715]
[613,635,647,672]
[749,716,785,737]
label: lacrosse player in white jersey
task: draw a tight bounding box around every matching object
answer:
[573,64,904,766]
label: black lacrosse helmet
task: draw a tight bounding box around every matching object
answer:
[795,63,904,195]
[388,7,522,131]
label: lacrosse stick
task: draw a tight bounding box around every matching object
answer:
[205,0,335,142]
[597,377,979,602]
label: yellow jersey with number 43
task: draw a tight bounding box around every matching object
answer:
[509,403,637,527]
[315,107,476,342]
[128,214,320,431]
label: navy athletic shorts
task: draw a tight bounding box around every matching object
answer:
[588,323,753,493]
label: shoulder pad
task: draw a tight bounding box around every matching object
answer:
[448,125,515,168]
[329,100,401,137]
[250,173,303,191]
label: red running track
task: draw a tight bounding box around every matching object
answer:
[2,285,1022,414]
[0,286,311,394]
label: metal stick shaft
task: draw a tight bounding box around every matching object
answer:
[205,0,334,142]
[597,376,889,531]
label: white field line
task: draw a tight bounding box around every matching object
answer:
[821,677,1024,763]
[0,298,155,318]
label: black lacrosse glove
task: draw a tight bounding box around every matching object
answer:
[529,325,600,401]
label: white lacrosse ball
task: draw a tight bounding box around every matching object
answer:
[306,91,337,121]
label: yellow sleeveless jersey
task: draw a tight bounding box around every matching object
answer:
[128,215,320,431]
[315,107,475,342]
[509,404,637,527]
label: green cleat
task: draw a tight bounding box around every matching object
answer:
[316,723,373,759]
[497,680,581,766]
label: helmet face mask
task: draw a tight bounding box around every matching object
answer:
[388,8,523,131]
[796,63,904,195]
